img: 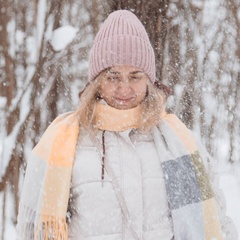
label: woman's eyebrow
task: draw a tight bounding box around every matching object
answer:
[108,71,120,74]
[129,71,143,74]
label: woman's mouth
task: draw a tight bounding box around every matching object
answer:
[113,97,135,104]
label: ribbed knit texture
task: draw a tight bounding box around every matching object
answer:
[88,10,156,83]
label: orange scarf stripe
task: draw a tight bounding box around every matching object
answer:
[163,114,199,154]
[33,112,80,167]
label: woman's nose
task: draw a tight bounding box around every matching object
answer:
[117,81,132,95]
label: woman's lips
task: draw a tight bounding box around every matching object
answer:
[113,97,135,104]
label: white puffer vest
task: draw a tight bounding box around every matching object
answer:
[68,129,174,240]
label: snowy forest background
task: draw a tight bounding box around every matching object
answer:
[0,0,240,239]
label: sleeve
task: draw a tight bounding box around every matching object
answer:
[195,137,238,240]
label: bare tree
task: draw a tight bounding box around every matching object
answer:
[0,1,110,238]
[108,0,240,163]
[1,0,240,238]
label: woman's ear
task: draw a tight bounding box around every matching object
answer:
[145,79,151,97]
[96,91,102,100]
[154,80,172,97]
[145,84,149,97]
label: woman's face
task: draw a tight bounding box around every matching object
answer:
[98,65,148,110]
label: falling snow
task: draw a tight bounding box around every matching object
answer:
[0,1,240,239]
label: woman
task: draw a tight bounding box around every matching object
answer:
[17,10,237,240]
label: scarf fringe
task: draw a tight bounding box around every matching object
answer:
[35,215,68,240]
[18,204,68,240]
[17,204,36,239]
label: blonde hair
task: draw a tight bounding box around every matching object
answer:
[76,71,165,134]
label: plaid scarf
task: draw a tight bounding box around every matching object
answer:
[153,114,223,240]
[17,105,223,240]
[17,112,80,239]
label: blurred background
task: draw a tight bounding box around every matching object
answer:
[0,0,240,239]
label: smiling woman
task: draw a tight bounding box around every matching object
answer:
[17,10,237,240]
[75,64,164,134]
[99,65,148,110]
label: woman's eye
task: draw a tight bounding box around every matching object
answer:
[107,76,119,81]
[130,76,141,81]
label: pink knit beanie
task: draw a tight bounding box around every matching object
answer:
[88,10,156,83]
